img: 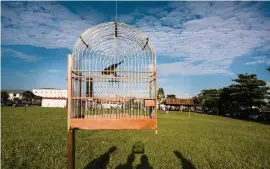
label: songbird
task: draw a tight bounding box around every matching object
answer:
[102,61,123,77]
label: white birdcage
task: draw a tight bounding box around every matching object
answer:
[67,22,157,131]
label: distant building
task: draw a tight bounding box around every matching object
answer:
[165,98,194,111]
[32,88,67,108]
[42,97,67,108]
[32,88,67,98]
[165,98,194,106]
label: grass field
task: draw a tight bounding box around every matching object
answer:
[1,107,270,169]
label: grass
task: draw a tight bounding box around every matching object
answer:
[1,106,270,169]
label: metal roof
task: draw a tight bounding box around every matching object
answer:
[165,98,194,105]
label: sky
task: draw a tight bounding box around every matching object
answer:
[1,1,270,98]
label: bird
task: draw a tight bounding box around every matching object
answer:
[101,61,123,77]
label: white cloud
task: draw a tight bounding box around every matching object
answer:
[245,56,270,65]
[2,48,40,62]
[2,2,270,76]
[135,2,270,76]
[158,60,234,76]
[1,2,102,49]
[118,14,134,23]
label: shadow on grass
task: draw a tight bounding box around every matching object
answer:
[115,152,135,169]
[84,146,117,169]
[135,155,153,169]
[173,151,196,169]
[116,142,153,169]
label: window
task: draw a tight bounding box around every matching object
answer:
[13,93,16,96]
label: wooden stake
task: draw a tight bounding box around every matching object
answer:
[189,107,190,119]
[68,129,75,169]
[79,73,82,117]
[67,54,72,131]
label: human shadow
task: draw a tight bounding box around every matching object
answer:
[115,142,153,169]
[136,155,153,169]
[173,151,196,169]
[84,146,117,169]
[115,152,135,169]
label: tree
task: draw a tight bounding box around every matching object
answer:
[192,96,199,112]
[197,89,220,113]
[32,95,42,105]
[167,94,176,99]
[1,92,9,104]
[229,74,270,110]
[218,87,232,115]
[157,88,165,103]
[22,92,34,105]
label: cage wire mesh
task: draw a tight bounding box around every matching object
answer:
[71,22,156,119]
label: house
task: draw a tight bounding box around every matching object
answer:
[42,97,67,108]
[32,88,67,98]
[165,98,194,111]
[32,88,67,108]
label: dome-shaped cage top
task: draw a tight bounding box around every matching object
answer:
[72,22,156,72]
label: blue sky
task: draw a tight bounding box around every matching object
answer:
[1,1,270,98]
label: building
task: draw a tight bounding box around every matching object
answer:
[32,88,67,108]
[42,97,67,108]
[32,88,67,98]
[165,98,194,111]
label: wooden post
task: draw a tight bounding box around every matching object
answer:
[67,54,75,169]
[189,106,190,119]
[68,129,75,169]
[67,54,72,131]
[79,73,82,117]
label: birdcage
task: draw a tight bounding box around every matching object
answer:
[67,22,157,131]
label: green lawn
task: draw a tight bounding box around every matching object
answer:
[1,107,270,169]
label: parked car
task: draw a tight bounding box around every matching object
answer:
[12,103,28,107]
[248,114,264,121]
[208,108,218,115]
[232,109,249,118]
[262,111,270,122]
[248,108,263,120]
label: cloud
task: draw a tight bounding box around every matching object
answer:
[2,2,270,76]
[158,60,234,76]
[118,14,134,23]
[245,56,270,65]
[134,2,270,76]
[48,69,61,73]
[1,2,103,49]
[2,48,40,62]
